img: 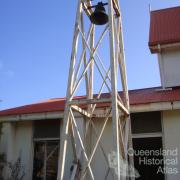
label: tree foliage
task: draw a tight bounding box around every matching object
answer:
[0,123,5,180]
[6,157,25,180]
[0,123,5,162]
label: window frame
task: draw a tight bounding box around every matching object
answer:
[32,119,61,180]
[131,111,166,180]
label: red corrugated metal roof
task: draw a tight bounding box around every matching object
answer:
[1,87,180,116]
[149,6,180,51]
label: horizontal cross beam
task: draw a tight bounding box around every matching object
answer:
[71,105,91,118]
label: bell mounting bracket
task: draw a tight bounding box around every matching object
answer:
[87,2,108,9]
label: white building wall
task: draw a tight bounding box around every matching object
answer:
[0,123,15,161]
[89,118,114,180]
[162,110,180,180]
[14,121,33,180]
[0,121,33,180]
[160,47,180,88]
[0,122,16,178]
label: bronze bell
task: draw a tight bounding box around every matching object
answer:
[90,2,108,25]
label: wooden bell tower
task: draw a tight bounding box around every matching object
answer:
[57,0,134,179]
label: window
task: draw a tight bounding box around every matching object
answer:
[33,120,60,180]
[131,112,162,134]
[131,112,165,180]
[34,120,60,139]
[33,141,59,180]
[133,137,164,180]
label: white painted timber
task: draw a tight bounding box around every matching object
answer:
[162,110,180,180]
[158,47,180,88]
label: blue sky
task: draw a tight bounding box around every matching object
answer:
[0,0,180,110]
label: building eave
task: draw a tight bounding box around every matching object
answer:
[1,100,180,122]
[131,100,180,113]
[149,42,180,53]
[0,111,64,123]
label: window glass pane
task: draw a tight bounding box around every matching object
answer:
[34,120,60,138]
[33,141,59,180]
[33,142,45,180]
[133,137,164,180]
[46,142,59,180]
[131,112,162,134]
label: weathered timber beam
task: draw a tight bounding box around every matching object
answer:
[117,100,129,115]
[113,0,120,17]
[82,1,92,17]
[71,105,91,118]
